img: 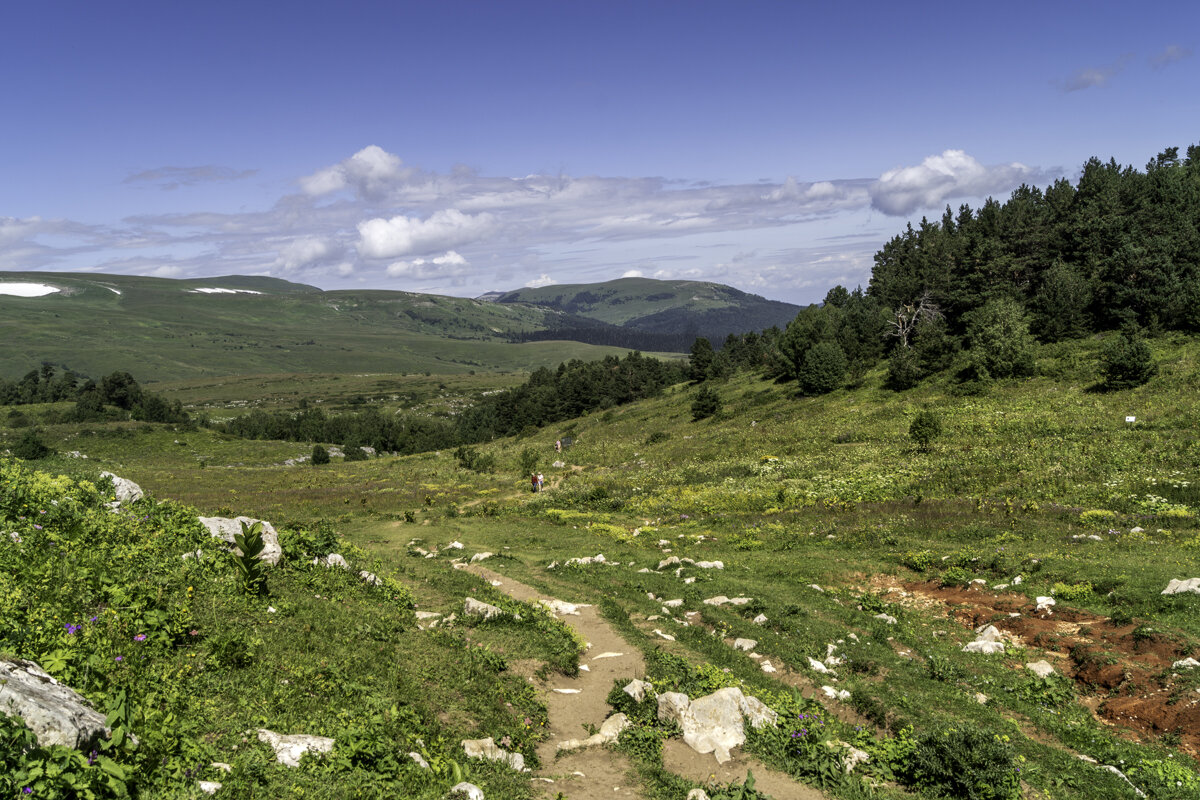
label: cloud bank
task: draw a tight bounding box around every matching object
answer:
[0,145,1055,304]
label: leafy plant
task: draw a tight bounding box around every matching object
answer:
[691,386,721,420]
[232,520,268,596]
[909,409,943,452]
[901,728,1020,800]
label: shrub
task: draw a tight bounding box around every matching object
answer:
[342,446,369,462]
[11,429,52,460]
[887,346,923,390]
[311,444,330,465]
[901,549,936,572]
[797,341,848,395]
[964,297,1036,380]
[1100,325,1157,390]
[902,728,1020,800]
[909,409,943,452]
[517,447,540,475]
[1051,581,1093,601]
[940,566,973,587]
[691,386,720,420]
[644,431,670,445]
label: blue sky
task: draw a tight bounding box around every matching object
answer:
[2,0,1196,304]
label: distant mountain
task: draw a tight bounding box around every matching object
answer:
[491,277,801,345]
[0,272,678,381]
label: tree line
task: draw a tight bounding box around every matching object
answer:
[214,350,687,452]
[0,365,189,423]
[690,142,1197,393]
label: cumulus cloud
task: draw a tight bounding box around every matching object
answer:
[385,250,470,279]
[357,209,496,259]
[124,165,256,190]
[621,269,644,278]
[525,274,555,288]
[301,145,412,197]
[869,150,1043,216]
[1151,44,1192,68]
[273,236,336,272]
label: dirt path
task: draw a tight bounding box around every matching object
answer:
[466,564,831,800]
[468,564,645,799]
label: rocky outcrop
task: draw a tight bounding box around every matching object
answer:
[256,728,335,767]
[963,624,1006,654]
[0,659,108,750]
[461,736,525,771]
[656,687,777,764]
[312,553,349,569]
[100,471,144,506]
[198,516,282,566]
[464,597,506,620]
[1162,578,1200,595]
[556,713,630,752]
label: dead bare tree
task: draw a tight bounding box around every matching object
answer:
[888,292,942,347]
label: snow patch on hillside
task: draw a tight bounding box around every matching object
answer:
[191,288,263,295]
[0,282,59,297]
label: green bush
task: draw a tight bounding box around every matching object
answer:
[691,386,721,421]
[902,728,1021,800]
[1100,325,1157,390]
[940,565,973,587]
[909,409,943,452]
[311,444,330,465]
[887,346,923,390]
[901,549,937,572]
[797,341,848,395]
[12,429,52,460]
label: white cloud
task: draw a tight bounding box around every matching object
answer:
[1061,55,1131,92]
[124,165,256,190]
[869,150,1042,216]
[273,236,335,272]
[386,250,471,279]
[357,209,496,259]
[525,273,555,288]
[621,269,644,278]
[300,145,411,197]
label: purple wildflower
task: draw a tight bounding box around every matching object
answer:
[65,623,82,635]
[33,525,43,530]
[114,656,123,662]
[134,634,147,642]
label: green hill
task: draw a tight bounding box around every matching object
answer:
[492,277,801,343]
[0,272,683,382]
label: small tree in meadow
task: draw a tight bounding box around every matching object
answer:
[12,429,52,460]
[311,444,330,465]
[909,409,943,453]
[691,386,720,420]
[518,447,540,476]
[1100,325,1156,390]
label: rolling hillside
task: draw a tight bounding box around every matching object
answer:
[490,277,802,344]
[0,272,685,382]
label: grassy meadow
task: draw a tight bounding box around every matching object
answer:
[4,332,1200,799]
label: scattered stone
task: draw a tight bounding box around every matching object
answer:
[963,625,1006,654]
[1035,596,1056,612]
[469,552,494,563]
[662,598,684,608]
[656,687,777,764]
[199,516,282,566]
[683,577,696,584]
[461,736,525,771]
[415,611,442,630]
[0,659,108,750]
[760,661,776,673]
[211,762,232,773]
[657,556,682,570]
[1172,657,1200,669]
[556,713,630,752]
[560,553,609,567]
[974,693,989,705]
[552,460,565,468]
[100,471,144,506]
[992,583,1010,591]
[874,613,898,625]
[702,595,752,607]
[591,652,624,661]
[358,571,382,586]
[653,629,676,641]
[687,790,711,800]
[809,584,824,592]
[695,561,724,569]
[821,685,851,701]
[624,680,654,702]
[1027,660,1057,679]
[409,751,430,769]
[464,598,505,620]
[733,638,757,651]
[446,541,464,550]
[1101,765,1147,798]
[312,553,349,570]
[752,613,768,625]
[1012,575,1023,586]
[539,599,588,616]
[450,782,485,800]
[1162,578,1200,595]
[552,688,581,694]
[256,729,334,767]
[807,657,831,674]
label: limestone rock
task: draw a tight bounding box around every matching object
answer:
[408,751,430,769]
[556,713,630,752]
[100,471,144,506]
[657,556,681,570]
[695,561,724,569]
[461,736,525,771]
[450,782,485,800]
[807,657,831,674]
[623,680,653,702]
[1162,578,1200,595]
[687,790,711,800]
[874,613,898,625]
[655,687,777,764]
[821,685,851,701]
[963,625,1006,654]
[464,597,505,620]
[702,595,752,607]
[1026,660,1056,678]
[733,638,757,651]
[256,729,334,767]
[312,553,349,570]
[662,598,684,608]
[470,552,494,563]
[539,599,589,616]
[1172,657,1200,669]
[359,570,382,586]
[199,516,282,566]
[0,659,107,750]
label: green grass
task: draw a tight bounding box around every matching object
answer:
[6,333,1200,798]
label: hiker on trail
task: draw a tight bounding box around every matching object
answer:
[555,439,562,453]
[537,473,545,491]
[531,473,538,492]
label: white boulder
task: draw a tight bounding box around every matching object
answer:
[312,553,349,570]
[656,687,777,764]
[464,597,505,620]
[733,638,757,651]
[198,516,282,566]
[461,736,525,771]
[623,680,654,702]
[556,713,630,752]
[1162,578,1200,595]
[450,782,485,800]
[0,659,108,750]
[1026,660,1057,679]
[256,729,334,767]
[100,471,144,505]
